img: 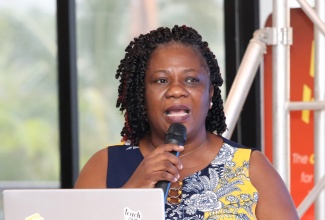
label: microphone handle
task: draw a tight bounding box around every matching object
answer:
[155,151,180,202]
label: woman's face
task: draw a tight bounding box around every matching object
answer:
[144,43,213,140]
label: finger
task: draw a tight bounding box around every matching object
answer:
[155,171,179,183]
[164,151,183,170]
[151,149,183,171]
[155,158,182,182]
[150,144,184,157]
[154,166,180,183]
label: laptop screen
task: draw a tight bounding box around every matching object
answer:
[3,188,165,220]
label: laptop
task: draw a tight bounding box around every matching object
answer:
[3,188,165,220]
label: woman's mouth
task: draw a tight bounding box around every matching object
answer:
[164,106,190,123]
[165,109,190,117]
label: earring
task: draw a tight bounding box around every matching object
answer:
[210,102,213,109]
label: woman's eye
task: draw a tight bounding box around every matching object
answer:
[185,77,199,83]
[156,79,168,83]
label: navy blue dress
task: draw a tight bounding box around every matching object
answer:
[106,139,258,220]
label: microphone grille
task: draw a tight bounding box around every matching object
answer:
[165,123,187,145]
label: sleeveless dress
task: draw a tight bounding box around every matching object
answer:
[107,137,258,220]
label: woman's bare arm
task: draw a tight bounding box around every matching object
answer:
[74,148,108,188]
[250,150,299,219]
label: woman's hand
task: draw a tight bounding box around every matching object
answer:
[122,144,184,188]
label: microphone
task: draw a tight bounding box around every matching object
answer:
[155,123,187,202]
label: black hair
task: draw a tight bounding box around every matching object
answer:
[115,25,227,145]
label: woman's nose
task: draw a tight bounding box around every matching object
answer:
[165,81,189,99]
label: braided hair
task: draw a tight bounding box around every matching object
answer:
[115,25,227,145]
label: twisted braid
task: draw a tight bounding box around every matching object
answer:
[116,25,226,145]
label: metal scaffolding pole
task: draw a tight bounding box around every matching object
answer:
[297,0,325,35]
[223,30,267,138]
[297,175,325,217]
[293,0,325,218]
[272,0,291,187]
[314,0,325,218]
[224,0,325,218]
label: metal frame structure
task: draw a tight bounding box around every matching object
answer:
[224,0,261,148]
[56,0,80,188]
[224,0,325,219]
[54,0,324,216]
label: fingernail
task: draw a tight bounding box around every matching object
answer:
[179,145,184,149]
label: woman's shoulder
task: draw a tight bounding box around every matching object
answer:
[74,147,109,188]
[221,136,256,151]
[249,150,299,219]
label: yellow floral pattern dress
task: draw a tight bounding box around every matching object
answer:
[165,139,258,220]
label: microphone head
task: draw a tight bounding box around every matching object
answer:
[164,123,187,146]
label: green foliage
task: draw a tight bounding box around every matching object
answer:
[0,7,58,181]
[0,0,224,180]
[0,2,224,219]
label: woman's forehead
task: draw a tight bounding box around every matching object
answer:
[147,43,209,71]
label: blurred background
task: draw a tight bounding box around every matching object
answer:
[0,0,225,218]
[0,0,322,219]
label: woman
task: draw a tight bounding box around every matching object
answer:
[75,25,298,219]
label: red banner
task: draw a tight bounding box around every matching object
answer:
[264,8,314,219]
